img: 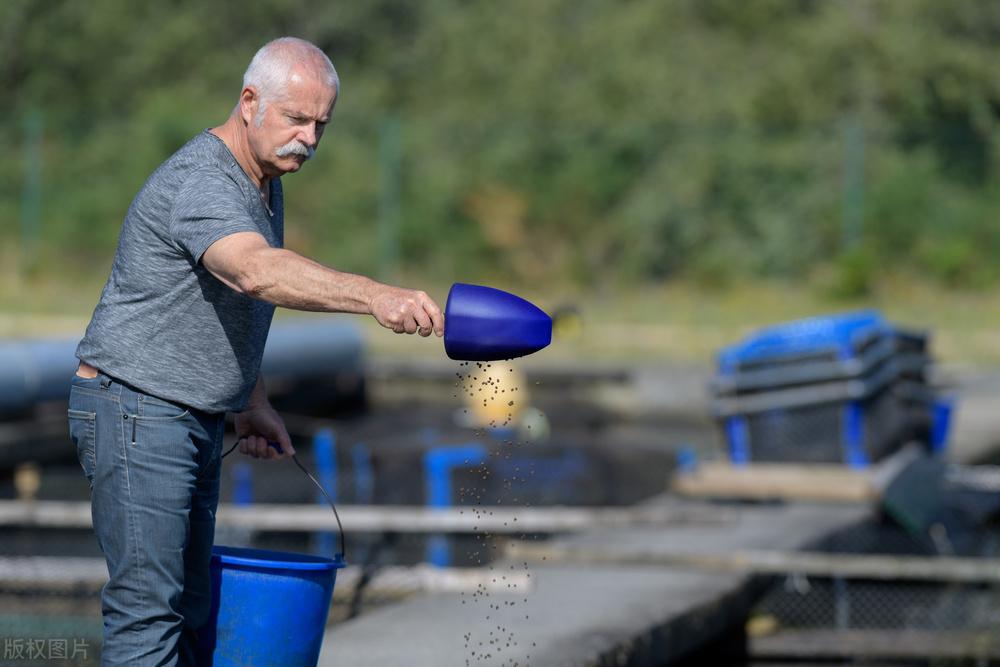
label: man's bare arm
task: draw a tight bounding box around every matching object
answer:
[202,231,444,335]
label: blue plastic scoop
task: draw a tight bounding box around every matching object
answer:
[444,283,552,361]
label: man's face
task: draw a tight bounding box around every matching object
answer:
[245,66,337,178]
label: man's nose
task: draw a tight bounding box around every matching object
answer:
[300,123,319,147]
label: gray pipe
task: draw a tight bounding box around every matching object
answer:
[0,318,365,414]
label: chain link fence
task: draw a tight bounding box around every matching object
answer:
[753,515,1000,657]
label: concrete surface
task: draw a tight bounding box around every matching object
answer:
[319,499,870,666]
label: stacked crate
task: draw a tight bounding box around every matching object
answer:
[711,310,949,467]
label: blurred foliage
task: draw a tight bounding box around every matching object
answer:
[3,0,1000,291]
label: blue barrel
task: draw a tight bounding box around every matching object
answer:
[196,545,345,667]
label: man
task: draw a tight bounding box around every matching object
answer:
[68,37,444,665]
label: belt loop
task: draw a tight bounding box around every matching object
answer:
[100,375,112,390]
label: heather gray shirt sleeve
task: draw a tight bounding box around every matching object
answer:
[170,168,262,262]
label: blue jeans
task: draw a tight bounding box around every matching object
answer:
[68,371,225,666]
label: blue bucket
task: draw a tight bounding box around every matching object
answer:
[196,545,345,667]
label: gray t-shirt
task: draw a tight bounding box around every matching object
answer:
[76,130,284,414]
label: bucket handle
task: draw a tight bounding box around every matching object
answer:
[221,440,346,560]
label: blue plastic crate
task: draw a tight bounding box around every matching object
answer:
[712,311,944,466]
[717,310,890,375]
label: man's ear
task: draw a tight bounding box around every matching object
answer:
[239,87,259,126]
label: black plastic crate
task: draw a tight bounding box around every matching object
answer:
[730,380,928,465]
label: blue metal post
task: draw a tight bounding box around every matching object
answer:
[676,446,698,474]
[232,462,253,505]
[351,442,374,504]
[726,417,751,466]
[314,429,338,557]
[423,444,488,567]
[224,461,255,547]
[842,402,869,469]
[930,396,954,457]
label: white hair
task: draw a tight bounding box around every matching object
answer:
[242,37,340,127]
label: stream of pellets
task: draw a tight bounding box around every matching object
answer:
[453,361,541,667]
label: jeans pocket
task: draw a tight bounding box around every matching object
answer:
[130,402,192,450]
[137,396,191,421]
[68,409,97,484]
[138,394,191,422]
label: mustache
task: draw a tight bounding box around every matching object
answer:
[275,140,315,160]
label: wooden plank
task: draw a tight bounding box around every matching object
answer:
[507,542,1000,584]
[673,462,876,502]
[672,444,922,502]
[751,629,1000,661]
[0,499,719,534]
[0,556,533,597]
